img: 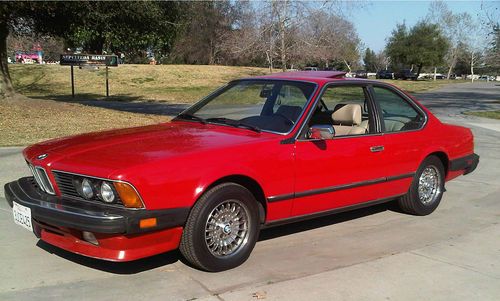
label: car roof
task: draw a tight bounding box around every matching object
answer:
[250,71,349,84]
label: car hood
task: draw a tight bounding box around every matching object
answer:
[24,121,277,177]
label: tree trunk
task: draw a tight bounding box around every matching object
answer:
[0,21,15,98]
[470,52,474,83]
[280,18,286,71]
[343,59,352,73]
[266,50,273,73]
[446,49,458,80]
[433,67,437,81]
[416,64,423,80]
[279,0,287,72]
[84,35,106,54]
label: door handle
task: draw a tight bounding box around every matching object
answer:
[370,145,384,152]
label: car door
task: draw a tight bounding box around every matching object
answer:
[291,83,399,217]
[369,85,428,196]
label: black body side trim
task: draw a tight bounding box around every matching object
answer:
[267,173,414,203]
[263,194,404,228]
[449,153,480,175]
[4,177,189,235]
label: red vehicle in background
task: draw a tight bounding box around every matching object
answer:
[5,71,479,271]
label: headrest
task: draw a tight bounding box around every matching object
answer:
[332,104,362,126]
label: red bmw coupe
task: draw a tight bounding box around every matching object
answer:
[6,71,479,271]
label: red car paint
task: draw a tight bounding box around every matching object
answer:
[16,71,477,261]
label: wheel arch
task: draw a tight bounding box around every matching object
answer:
[426,151,449,176]
[203,175,267,224]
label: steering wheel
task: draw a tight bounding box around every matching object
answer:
[273,113,295,125]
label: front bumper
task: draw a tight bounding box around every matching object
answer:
[5,177,190,261]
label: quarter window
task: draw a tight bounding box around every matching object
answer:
[373,87,424,132]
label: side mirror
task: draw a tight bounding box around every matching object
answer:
[308,125,335,140]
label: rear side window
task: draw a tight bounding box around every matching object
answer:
[321,86,368,113]
[373,87,424,132]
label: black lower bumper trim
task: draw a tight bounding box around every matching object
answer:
[4,177,189,235]
[449,153,479,175]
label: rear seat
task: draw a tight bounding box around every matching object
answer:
[332,104,366,136]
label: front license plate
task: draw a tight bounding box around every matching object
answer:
[13,201,33,232]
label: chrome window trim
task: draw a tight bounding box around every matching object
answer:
[52,170,146,210]
[175,79,319,136]
[293,80,430,142]
[293,80,379,141]
[369,82,428,133]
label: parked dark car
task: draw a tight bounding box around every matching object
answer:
[394,69,418,80]
[376,70,394,79]
[355,70,368,78]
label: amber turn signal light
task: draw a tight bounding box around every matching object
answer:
[113,182,144,208]
[139,218,157,229]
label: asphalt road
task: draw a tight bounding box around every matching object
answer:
[0,81,499,301]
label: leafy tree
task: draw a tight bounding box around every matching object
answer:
[171,1,238,65]
[1,1,181,98]
[363,48,377,72]
[385,23,409,70]
[386,22,448,78]
[407,22,449,77]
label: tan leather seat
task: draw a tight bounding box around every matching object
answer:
[332,104,367,136]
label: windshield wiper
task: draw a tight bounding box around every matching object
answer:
[236,122,261,133]
[206,117,261,133]
[176,113,206,124]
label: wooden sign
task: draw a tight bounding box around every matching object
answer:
[60,54,118,67]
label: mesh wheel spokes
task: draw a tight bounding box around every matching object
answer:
[418,165,441,205]
[205,200,249,257]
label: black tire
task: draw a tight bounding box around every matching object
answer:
[179,183,260,272]
[398,156,445,216]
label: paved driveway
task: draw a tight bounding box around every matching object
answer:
[0,82,499,301]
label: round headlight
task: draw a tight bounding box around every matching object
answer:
[100,182,115,203]
[79,178,94,199]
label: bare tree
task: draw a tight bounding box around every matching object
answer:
[297,10,360,70]
[427,1,473,79]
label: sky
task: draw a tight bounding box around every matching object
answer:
[349,0,495,53]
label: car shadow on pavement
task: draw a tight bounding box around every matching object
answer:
[35,201,399,274]
[36,240,180,274]
[259,201,396,241]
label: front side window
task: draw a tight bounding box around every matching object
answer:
[373,87,424,132]
[309,85,372,136]
[184,80,316,133]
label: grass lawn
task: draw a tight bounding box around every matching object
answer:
[0,95,167,146]
[464,110,500,120]
[1,64,467,146]
[9,64,269,103]
[9,64,465,102]
[378,79,466,94]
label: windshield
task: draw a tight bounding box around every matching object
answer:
[180,80,316,134]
